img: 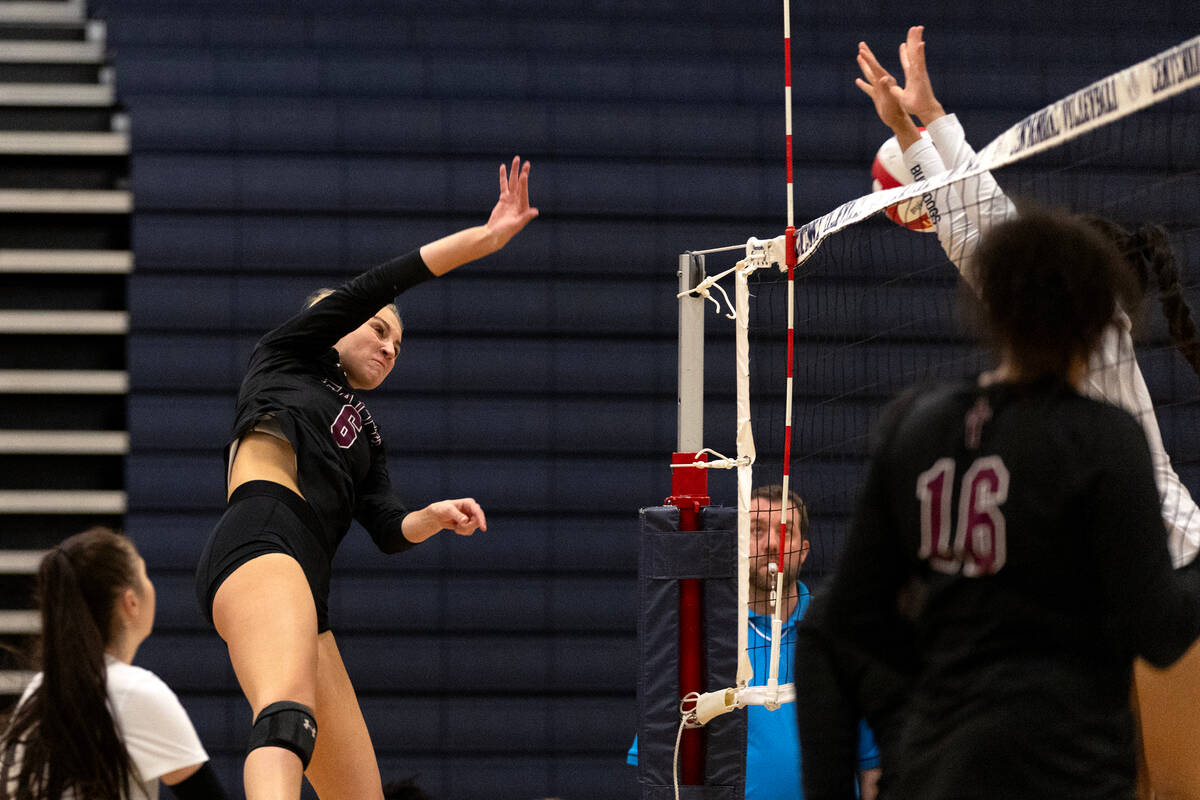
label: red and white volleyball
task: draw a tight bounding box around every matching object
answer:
[871,130,935,233]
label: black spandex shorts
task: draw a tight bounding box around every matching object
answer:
[195,480,334,632]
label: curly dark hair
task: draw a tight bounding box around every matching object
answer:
[975,208,1136,380]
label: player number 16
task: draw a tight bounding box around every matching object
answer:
[915,456,1010,577]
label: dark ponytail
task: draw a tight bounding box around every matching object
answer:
[1135,224,1200,379]
[1081,216,1200,379]
[0,527,142,800]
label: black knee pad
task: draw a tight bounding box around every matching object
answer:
[247,700,318,768]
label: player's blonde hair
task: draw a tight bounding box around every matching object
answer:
[304,288,401,331]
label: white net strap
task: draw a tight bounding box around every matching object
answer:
[682,682,798,730]
[735,260,755,690]
[668,448,750,470]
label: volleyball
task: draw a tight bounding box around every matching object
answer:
[871,130,936,233]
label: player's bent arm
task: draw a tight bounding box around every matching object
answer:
[354,449,416,554]
[401,498,487,543]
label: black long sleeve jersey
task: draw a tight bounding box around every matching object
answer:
[818,376,1200,800]
[229,249,434,557]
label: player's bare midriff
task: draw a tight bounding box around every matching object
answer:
[227,431,304,501]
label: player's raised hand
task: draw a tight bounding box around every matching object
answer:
[486,156,539,250]
[856,41,917,138]
[894,26,945,124]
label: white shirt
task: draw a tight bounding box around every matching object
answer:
[11,655,208,799]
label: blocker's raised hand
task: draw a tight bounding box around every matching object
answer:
[856,41,920,147]
[893,26,945,125]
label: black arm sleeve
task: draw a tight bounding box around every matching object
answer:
[820,414,920,673]
[354,446,415,554]
[795,397,919,800]
[798,596,912,800]
[165,762,230,800]
[260,249,434,355]
[795,613,861,800]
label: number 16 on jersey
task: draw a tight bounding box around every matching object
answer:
[916,456,1011,577]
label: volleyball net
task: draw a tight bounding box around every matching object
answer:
[636,33,1200,796]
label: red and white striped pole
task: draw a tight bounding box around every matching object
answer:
[778,0,797,599]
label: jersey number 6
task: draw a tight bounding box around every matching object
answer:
[331,404,363,449]
[916,456,1010,577]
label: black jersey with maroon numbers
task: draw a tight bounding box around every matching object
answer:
[229,249,434,557]
[819,376,1200,800]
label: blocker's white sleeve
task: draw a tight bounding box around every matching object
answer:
[1086,316,1200,567]
[926,113,1016,237]
[107,660,209,782]
[900,135,977,282]
[904,114,1015,285]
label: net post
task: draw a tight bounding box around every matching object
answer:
[670,251,709,785]
[666,453,710,785]
[678,252,705,452]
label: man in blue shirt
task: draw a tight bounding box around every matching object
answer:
[630,486,880,799]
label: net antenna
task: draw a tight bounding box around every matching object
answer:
[671,28,1200,746]
[775,0,799,703]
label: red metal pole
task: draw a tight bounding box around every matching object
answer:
[666,450,710,785]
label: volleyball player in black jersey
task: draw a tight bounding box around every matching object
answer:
[194,157,537,800]
[801,208,1200,799]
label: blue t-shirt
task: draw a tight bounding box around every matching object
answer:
[629,582,880,799]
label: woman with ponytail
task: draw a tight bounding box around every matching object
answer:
[1082,218,1200,380]
[0,527,227,800]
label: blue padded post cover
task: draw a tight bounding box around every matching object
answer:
[636,505,744,800]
